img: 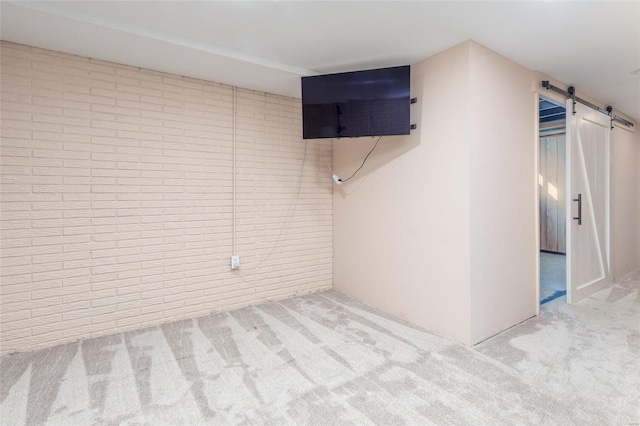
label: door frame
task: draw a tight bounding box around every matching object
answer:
[535,88,614,313]
[535,91,570,316]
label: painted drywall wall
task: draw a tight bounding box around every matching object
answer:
[333,42,472,344]
[334,40,537,345]
[334,41,639,346]
[467,42,537,344]
[0,42,333,354]
[612,124,640,279]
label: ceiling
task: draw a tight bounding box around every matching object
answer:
[539,98,566,126]
[2,1,639,120]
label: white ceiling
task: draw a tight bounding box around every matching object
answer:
[2,1,639,120]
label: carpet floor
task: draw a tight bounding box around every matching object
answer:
[1,270,639,425]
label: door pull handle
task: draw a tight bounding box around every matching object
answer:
[573,193,582,225]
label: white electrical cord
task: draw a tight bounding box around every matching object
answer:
[232,86,237,255]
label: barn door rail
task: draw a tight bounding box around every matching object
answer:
[541,81,634,128]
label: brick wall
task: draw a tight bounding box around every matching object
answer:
[0,41,333,354]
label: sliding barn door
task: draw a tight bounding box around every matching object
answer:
[566,100,611,304]
[539,133,566,253]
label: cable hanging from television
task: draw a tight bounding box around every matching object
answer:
[333,136,382,185]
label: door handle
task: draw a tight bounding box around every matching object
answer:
[573,193,582,225]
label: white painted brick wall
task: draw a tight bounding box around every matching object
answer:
[0,42,333,354]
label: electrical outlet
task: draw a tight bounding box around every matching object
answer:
[231,255,240,270]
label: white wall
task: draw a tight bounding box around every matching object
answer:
[334,41,639,346]
[467,42,537,344]
[334,41,540,345]
[0,42,333,354]
[333,42,472,344]
[611,124,640,279]
[334,41,538,345]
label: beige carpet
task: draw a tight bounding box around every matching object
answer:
[1,270,638,425]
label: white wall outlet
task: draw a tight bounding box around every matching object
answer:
[231,255,240,270]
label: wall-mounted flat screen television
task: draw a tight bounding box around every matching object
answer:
[301,65,410,139]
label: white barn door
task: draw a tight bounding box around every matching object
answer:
[566,100,611,304]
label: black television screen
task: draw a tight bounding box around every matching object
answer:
[301,65,410,139]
